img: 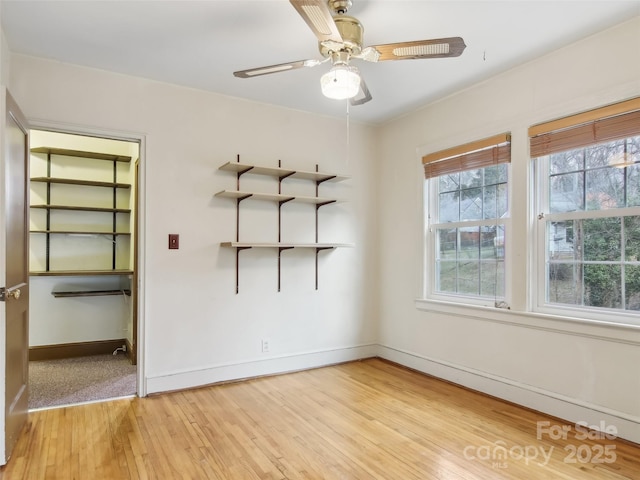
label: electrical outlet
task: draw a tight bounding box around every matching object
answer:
[261,339,270,353]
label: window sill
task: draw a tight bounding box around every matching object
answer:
[415,298,640,345]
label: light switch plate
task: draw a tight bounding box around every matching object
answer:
[168,234,179,249]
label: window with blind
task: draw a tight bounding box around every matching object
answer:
[423,133,511,303]
[530,98,640,318]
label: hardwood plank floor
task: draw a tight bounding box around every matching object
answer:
[1,358,639,479]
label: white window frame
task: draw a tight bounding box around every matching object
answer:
[424,160,511,308]
[533,152,640,325]
[527,98,640,327]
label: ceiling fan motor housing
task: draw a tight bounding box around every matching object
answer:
[319,15,363,57]
[329,0,352,14]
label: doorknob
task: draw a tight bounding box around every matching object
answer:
[7,288,21,300]
[0,283,26,302]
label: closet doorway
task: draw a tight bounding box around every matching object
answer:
[27,130,139,409]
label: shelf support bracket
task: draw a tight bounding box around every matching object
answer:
[45,150,52,272]
[235,155,254,181]
[235,246,252,294]
[277,246,294,292]
[278,198,294,243]
[315,246,334,290]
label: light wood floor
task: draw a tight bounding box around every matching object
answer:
[1,358,639,479]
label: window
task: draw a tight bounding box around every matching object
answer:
[531,99,640,317]
[423,134,511,304]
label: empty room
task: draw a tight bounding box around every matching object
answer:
[0,1,639,478]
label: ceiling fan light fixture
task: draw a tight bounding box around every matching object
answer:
[320,64,360,100]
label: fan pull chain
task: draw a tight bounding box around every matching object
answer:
[345,99,351,168]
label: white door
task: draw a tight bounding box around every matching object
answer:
[1,90,30,464]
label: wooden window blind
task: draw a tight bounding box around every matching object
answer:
[529,97,640,158]
[422,133,511,179]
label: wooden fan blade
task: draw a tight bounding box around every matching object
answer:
[290,0,343,44]
[350,77,372,106]
[234,59,321,78]
[370,37,466,61]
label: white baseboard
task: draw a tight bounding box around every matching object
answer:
[377,345,640,444]
[146,343,378,395]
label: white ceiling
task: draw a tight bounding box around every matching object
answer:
[2,0,639,124]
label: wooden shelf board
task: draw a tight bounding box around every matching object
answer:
[214,190,339,205]
[219,161,349,182]
[221,242,352,248]
[30,204,131,213]
[30,230,131,236]
[30,270,134,277]
[52,289,131,298]
[31,147,132,163]
[30,177,131,189]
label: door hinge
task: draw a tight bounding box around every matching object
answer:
[0,287,5,302]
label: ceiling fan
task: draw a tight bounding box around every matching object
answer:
[233,0,466,106]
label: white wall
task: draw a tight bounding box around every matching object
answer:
[8,54,379,393]
[376,17,640,443]
[0,8,9,87]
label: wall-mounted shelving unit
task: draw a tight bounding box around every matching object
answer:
[29,147,133,297]
[217,155,351,293]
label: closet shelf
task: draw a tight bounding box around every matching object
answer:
[30,230,131,236]
[214,190,339,205]
[219,161,350,183]
[30,204,131,213]
[31,147,132,163]
[30,270,134,277]
[51,289,131,298]
[30,177,131,189]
